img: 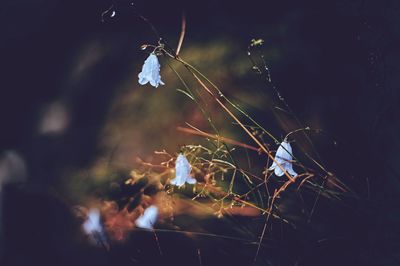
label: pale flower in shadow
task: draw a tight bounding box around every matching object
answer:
[170,154,197,187]
[82,209,108,248]
[268,141,297,177]
[138,53,165,88]
[135,205,158,229]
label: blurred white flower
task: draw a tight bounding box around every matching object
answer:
[38,101,69,135]
[0,151,27,248]
[268,141,297,177]
[138,53,165,88]
[0,151,27,190]
[135,205,158,229]
[83,209,108,248]
[83,209,102,234]
[170,154,197,187]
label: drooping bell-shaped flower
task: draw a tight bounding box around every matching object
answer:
[135,205,158,229]
[138,53,165,88]
[83,209,102,234]
[268,141,297,177]
[82,208,108,248]
[170,154,197,187]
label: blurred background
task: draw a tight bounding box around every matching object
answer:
[1,0,400,265]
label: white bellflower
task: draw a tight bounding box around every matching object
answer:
[170,154,197,187]
[138,53,165,88]
[82,209,108,248]
[268,141,297,177]
[135,205,158,229]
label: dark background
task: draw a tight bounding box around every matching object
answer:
[1,0,400,265]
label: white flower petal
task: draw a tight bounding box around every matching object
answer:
[274,165,285,177]
[138,53,164,88]
[286,165,298,177]
[185,176,197,184]
[269,141,297,177]
[268,161,277,171]
[82,208,108,247]
[170,154,196,187]
[83,209,101,234]
[138,72,149,85]
[275,141,293,162]
[135,205,158,229]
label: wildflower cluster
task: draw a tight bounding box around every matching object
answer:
[79,33,347,259]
